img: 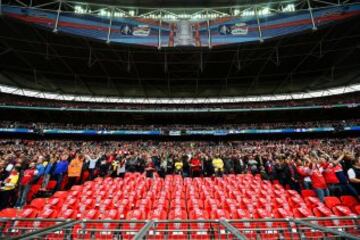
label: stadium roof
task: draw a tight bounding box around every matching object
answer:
[0,2,359,101]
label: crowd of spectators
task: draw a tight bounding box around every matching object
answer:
[0,119,359,131]
[0,92,359,110]
[0,138,359,210]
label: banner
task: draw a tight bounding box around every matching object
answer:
[3,5,360,47]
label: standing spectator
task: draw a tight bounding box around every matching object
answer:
[117,157,126,178]
[212,156,224,177]
[99,155,109,177]
[285,158,300,192]
[309,160,329,202]
[259,166,269,180]
[41,156,55,190]
[274,159,286,186]
[323,162,342,196]
[53,154,69,191]
[203,155,214,177]
[145,157,155,178]
[15,162,36,208]
[0,167,19,209]
[347,156,360,199]
[86,152,102,180]
[33,156,45,185]
[182,155,190,177]
[67,153,84,189]
[296,159,312,189]
[190,154,202,178]
[126,154,138,173]
[0,164,8,183]
[233,156,244,174]
[174,159,183,175]
[223,157,234,174]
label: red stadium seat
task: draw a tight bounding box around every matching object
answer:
[73,209,100,239]
[332,205,355,216]
[58,209,78,219]
[53,191,68,200]
[96,209,120,240]
[301,189,317,198]
[0,208,19,218]
[34,208,58,229]
[12,208,39,234]
[46,180,57,191]
[340,195,359,209]
[354,205,360,215]
[26,198,47,210]
[26,184,41,203]
[324,196,341,209]
[168,208,188,239]
[293,207,314,218]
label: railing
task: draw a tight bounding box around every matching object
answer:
[0,216,359,240]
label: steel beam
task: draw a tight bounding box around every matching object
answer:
[132,220,154,240]
[53,0,62,32]
[206,10,212,48]
[307,0,317,30]
[254,6,264,43]
[219,220,248,240]
[106,7,114,44]
[158,11,162,49]
[293,219,360,240]
[9,220,80,240]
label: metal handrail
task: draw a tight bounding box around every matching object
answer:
[0,216,359,240]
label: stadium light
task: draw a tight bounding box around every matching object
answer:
[233,9,241,16]
[0,83,359,104]
[128,10,135,16]
[258,7,271,16]
[242,9,255,17]
[74,5,88,14]
[282,4,295,12]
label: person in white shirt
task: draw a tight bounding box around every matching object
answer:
[347,156,360,199]
[85,152,103,180]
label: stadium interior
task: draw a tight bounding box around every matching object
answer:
[0,0,359,239]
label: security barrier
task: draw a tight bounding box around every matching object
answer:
[0,216,359,240]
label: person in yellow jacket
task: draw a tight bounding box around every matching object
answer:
[0,167,19,209]
[66,154,84,189]
[212,156,224,176]
[174,159,183,175]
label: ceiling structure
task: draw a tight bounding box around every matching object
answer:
[0,0,359,99]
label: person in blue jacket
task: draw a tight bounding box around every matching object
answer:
[53,154,69,192]
[31,156,45,184]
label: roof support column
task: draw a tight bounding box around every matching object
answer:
[254,6,264,43]
[307,0,318,30]
[158,10,162,50]
[106,7,114,44]
[206,10,212,49]
[53,0,62,32]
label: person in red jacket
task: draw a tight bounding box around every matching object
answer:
[309,159,329,202]
[322,162,341,196]
[15,162,36,208]
[190,154,202,178]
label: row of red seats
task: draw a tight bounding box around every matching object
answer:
[0,173,359,239]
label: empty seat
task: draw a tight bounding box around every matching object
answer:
[301,189,316,198]
[340,195,359,209]
[324,196,341,209]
